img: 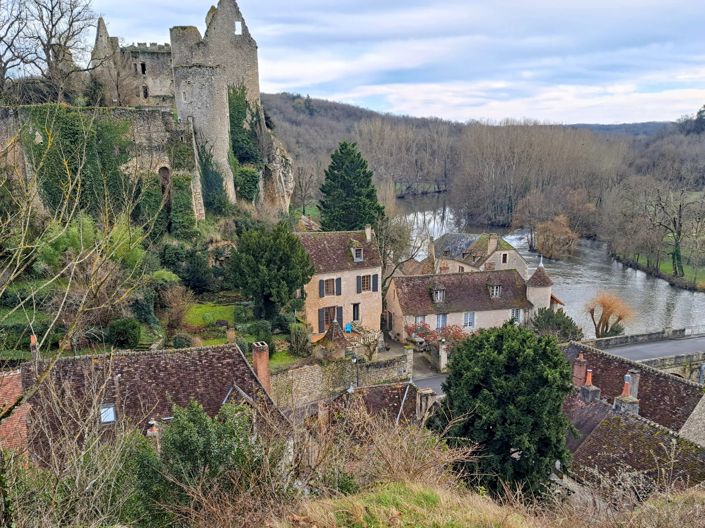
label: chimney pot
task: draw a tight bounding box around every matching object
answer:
[614,373,640,415]
[252,341,271,394]
[585,369,593,386]
[628,368,640,399]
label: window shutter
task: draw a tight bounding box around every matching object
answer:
[372,274,379,292]
[319,279,325,298]
[336,306,343,325]
[356,276,362,294]
[336,277,342,296]
[318,309,325,333]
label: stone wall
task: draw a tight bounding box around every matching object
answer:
[589,328,687,349]
[270,351,413,410]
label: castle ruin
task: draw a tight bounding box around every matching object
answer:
[90,0,294,217]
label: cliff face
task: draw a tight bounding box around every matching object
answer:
[260,137,295,215]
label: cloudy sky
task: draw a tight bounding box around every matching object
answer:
[92,0,705,124]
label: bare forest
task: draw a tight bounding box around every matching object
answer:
[266,93,705,280]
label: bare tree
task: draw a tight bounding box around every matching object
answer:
[24,0,97,101]
[0,0,33,100]
[586,292,634,338]
[293,164,317,216]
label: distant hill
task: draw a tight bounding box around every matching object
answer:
[262,93,675,168]
[570,122,674,137]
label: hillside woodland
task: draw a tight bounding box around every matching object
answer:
[266,93,705,283]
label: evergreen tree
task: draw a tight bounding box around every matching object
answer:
[433,323,572,496]
[228,222,314,319]
[530,307,584,342]
[319,141,384,231]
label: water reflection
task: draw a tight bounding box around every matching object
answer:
[402,196,705,337]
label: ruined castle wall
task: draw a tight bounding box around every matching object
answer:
[172,64,236,203]
[123,45,174,106]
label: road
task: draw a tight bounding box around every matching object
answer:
[604,335,705,361]
[413,336,705,395]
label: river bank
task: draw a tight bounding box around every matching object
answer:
[612,254,705,293]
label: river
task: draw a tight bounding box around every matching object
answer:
[399,196,705,338]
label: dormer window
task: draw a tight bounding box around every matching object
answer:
[489,285,502,298]
[353,247,364,262]
[433,288,446,303]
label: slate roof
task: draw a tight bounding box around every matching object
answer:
[297,230,382,274]
[527,265,553,287]
[22,344,280,434]
[392,270,532,316]
[564,394,705,487]
[565,343,703,430]
[434,233,516,267]
[334,382,421,423]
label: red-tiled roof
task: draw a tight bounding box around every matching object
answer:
[527,265,553,287]
[398,256,434,276]
[392,270,532,316]
[297,230,382,274]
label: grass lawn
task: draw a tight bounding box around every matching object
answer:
[634,254,705,286]
[201,337,229,346]
[0,307,51,325]
[270,349,297,371]
[184,303,235,328]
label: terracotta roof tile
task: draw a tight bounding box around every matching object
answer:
[392,270,532,316]
[398,256,434,276]
[297,231,382,274]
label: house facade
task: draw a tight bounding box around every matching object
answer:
[297,226,383,340]
[386,266,554,341]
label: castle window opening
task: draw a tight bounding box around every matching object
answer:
[142,85,149,99]
[140,62,146,75]
[235,20,242,35]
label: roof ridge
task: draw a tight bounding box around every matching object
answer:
[569,341,704,389]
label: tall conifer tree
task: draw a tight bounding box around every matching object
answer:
[319,141,384,231]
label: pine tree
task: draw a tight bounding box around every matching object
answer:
[319,141,384,231]
[432,323,572,496]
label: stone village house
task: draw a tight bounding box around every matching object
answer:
[296,226,383,341]
[399,233,529,279]
[386,263,558,342]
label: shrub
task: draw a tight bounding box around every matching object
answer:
[172,333,193,349]
[107,318,141,349]
[131,289,159,327]
[530,307,584,342]
[235,336,255,354]
[198,145,231,216]
[236,166,260,202]
[272,311,295,333]
[169,175,198,240]
[247,320,272,343]
[288,323,310,357]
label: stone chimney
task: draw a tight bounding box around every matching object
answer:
[579,369,602,403]
[572,351,587,387]
[252,342,271,394]
[365,224,372,243]
[487,234,499,255]
[613,373,640,415]
[628,368,640,399]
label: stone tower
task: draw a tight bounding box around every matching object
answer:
[170,0,260,204]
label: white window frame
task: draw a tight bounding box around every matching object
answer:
[511,308,523,323]
[100,403,116,424]
[324,278,336,296]
[353,247,364,262]
[489,285,502,298]
[436,313,448,330]
[415,315,426,325]
[433,289,446,303]
[463,311,475,328]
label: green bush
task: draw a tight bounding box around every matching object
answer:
[235,336,255,354]
[107,318,141,349]
[228,84,262,165]
[172,333,193,349]
[530,308,584,342]
[272,311,295,333]
[170,175,197,240]
[247,320,272,342]
[0,281,61,309]
[131,289,159,327]
[0,320,65,350]
[288,323,310,358]
[198,145,231,216]
[236,166,260,202]
[135,177,169,240]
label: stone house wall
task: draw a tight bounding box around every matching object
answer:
[303,266,383,340]
[270,351,413,410]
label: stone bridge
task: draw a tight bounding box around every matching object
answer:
[640,352,705,383]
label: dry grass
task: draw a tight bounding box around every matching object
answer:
[276,481,537,528]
